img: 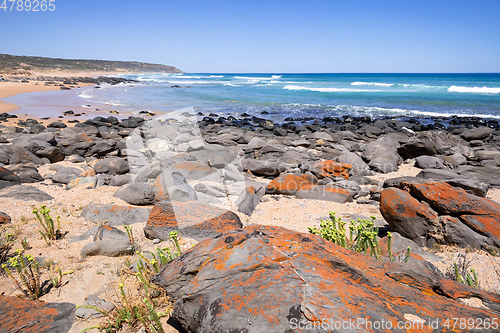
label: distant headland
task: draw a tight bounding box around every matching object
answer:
[0,53,182,77]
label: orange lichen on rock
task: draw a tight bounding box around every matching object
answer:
[311,160,352,180]
[144,200,242,241]
[265,173,317,195]
[0,296,74,333]
[153,225,500,332]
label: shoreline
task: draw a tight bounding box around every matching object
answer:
[0,81,67,113]
[0,73,140,123]
[2,72,500,129]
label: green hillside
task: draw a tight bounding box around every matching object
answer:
[0,54,182,75]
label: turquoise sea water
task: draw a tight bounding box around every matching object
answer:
[6,73,500,121]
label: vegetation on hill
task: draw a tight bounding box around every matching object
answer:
[0,54,181,75]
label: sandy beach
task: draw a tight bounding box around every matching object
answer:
[0,81,63,113]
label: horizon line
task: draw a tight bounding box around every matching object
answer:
[189,72,500,74]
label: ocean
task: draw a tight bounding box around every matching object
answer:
[6,73,500,122]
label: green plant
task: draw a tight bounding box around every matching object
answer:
[32,205,62,245]
[50,266,74,288]
[43,258,55,270]
[78,232,182,332]
[78,275,171,332]
[21,237,31,250]
[11,224,23,239]
[448,253,479,288]
[404,246,411,263]
[309,212,381,259]
[2,249,42,299]
[0,229,14,264]
[169,231,182,257]
[387,232,394,261]
[123,225,135,251]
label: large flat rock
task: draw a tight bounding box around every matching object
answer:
[0,296,74,333]
[154,225,500,332]
[144,200,242,241]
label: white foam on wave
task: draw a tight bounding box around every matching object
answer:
[224,83,241,87]
[448,86,500,94]
[411,109,500,119]
[234,76,274,81]
[401,83,441,89]
[166,80,213,84]
[210,75,224,78]
[171,75,203,79]
[78,91,94,99]
[136,77,168,83]
[103,101,125,107]
[352,82,445,89]
[271,75,282,79]
[282,102,500,120]
[283,85,380,93]
[351,81,394,87]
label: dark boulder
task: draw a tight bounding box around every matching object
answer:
[114,183,156,206]
[36,146,65,163]
[454,165,500,186]
[416,168,460,181]
[242,158,282,177]
[0,166,21,183]
[460,127,493,141]
[0,185,53,201]
[47,121,67,128]
[94,157,130,175]
[109,174,132,187]
[51,167,82,184]
[6,164,43,183]
[368,157,399,173]
[415,155,445,169]
[0,145,44,165]
[81,203,151,226]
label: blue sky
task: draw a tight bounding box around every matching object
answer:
[1,0,499,73]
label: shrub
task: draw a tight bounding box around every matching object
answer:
[78,232,182,332]
[49,266,74,288]
[0,228,14,264]
[2,249,42,299]
[446,253,480,288]
[32,205,62,246]
[309,212,381,259]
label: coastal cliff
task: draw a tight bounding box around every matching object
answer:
[0,54,182,76]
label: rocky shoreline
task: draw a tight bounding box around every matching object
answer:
[1,108,500,332]
[1,75,138,88]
